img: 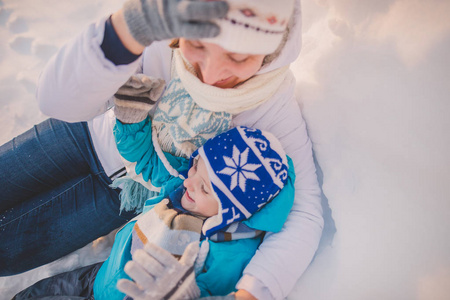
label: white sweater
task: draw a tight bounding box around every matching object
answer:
[36,5,323,299]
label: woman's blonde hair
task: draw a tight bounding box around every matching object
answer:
[169,39,180,49]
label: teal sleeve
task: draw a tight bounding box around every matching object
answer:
[113,117,189,187]
[196,238,262,297]
[114,117,154,169]
[94,222,135,300]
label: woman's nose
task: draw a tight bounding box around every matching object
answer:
[200,56,228,86]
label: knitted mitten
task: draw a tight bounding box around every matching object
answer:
[123,0,228,46]
[114,74,165,124]
[117,242,201,300]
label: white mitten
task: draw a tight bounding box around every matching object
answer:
[117,242,200,300]
[194,240,210,275]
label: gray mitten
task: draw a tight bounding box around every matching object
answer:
[114,74,165,124]
[123,0,229,46]
[117,242,200,300]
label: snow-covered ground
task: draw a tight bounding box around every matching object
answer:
[1,0,450,299]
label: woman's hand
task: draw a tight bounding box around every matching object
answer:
[117,242,200,300]
[111,9,146,55]
[234,289,257,300]
[200,290,256,300]
[116,0,228,49]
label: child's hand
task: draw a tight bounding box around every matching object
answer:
[117,242,200,300]
[114,74,165,124]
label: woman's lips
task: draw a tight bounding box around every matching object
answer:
[213,76,233,87]
[185,190,195,203]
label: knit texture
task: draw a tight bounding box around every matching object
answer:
[152,57,232,158]
[174,49,289,115]
[113,74,165,124]
[131,198,204,257]
[191,126,289,238]
[152,48,289,159]
[123,0,228,46]
[202,0,295,54]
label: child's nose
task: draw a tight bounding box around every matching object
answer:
[183,176,197,190]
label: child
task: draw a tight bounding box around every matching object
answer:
[13,76,295,300]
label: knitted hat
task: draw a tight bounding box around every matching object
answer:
[189,126,289,237]
[202,0,295,55]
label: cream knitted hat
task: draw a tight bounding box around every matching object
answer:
[202,0,295,55]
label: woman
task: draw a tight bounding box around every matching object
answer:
[0,0,323,299]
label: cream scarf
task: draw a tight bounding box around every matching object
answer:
[152,50,289,158]
[173,49,289,115]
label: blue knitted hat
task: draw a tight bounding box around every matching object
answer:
[189,126,288,238]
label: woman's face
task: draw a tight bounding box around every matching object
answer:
[179,39,265,89]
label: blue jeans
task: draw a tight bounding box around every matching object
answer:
[13,262,102,299]
[0,118,136,276]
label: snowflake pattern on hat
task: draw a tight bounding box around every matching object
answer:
[189,126,288,237]
[218,146,261,192]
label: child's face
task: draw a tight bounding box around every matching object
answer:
[181,156,219,217]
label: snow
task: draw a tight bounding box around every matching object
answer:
[1,0,449,299]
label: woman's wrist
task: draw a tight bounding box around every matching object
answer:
[234,289,257,300]
[111,9,145,55]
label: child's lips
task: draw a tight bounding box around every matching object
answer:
[185,190,195,203]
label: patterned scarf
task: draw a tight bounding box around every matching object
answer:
[131,184,263,258]
[152,49,289,158]
[152,74,232,158]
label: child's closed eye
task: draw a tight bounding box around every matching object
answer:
[202,184,208,194]
[193,160,199,171]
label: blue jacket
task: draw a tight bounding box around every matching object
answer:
[93,118,296,299]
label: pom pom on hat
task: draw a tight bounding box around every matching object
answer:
[189,126,289,237]
[202,0,295,55]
